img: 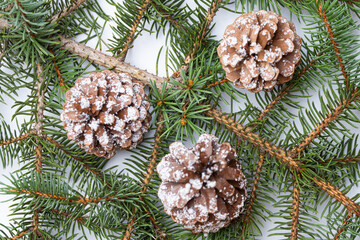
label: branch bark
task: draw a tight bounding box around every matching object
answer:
[60,36,166,89]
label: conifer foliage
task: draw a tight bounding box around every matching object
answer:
[0,0,360,239]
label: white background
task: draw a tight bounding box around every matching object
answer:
[0,0,360,239]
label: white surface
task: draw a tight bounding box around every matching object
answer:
[0,1,359,239]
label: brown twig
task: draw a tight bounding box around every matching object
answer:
[290,175,300,240]
[290,89,358,157]
[172,0,223,78]
[204,79,229,88]
[313,177,360,216]
[205,108,360,216]
[318,2,348,85]
[204,108,301,171]
[7,227,33,240]
[49,49,65,87]
[123,113,167,240]
[118,0,152,61]
[59,36,166,89]
[239,151,265,238]
[0,132,31,147]
[50,0,87,23]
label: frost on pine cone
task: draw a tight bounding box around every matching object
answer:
[60,70,151,159]
[217,10,302,93]
[157,134,247,233]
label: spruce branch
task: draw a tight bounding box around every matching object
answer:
[313,177,360,216]
[331,213,351,240]
[152,3,184,30]
[239,151,265,238]
[172,0,223,78]
[255,55,319,123]
[289,89,358,157]
[50,0,87,23]
[0,132,31,147]
[50,208,86,225]
[290,175,300,240]
[8,187,131,205]
[205,107,360,215]
[204,108,301,171]
[49,49,66,88]
[59,36,166,89]
[317,1,348,86]
[7,227,33,240]
[123,113,167,240]
[43,135,105,179]
[117,0,152,61]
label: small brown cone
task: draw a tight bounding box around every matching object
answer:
[60,70,151,158]
[157,134,247,233]
[218,10,302,93]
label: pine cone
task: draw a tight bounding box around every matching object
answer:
[60,70,151,159]
[157,134,247,233]
[217,10,302,93]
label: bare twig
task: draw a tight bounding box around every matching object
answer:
[60,36,166,89]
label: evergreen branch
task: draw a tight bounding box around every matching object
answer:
[49,49,65,87]
[332,213,351,240]
[172,0,222,77]
[204,108,301,171]
[255,55,318,122]
[313,177,360,216]
[51,208,86,225]
[239,151,265,238]
[0,132,31,147]
[291,175,300,240]
[50,0,87,23]
[152,3,183,30]
[7,227,33,240]
[206,108,360,215]
[334,155,360,164]
[14,0,32,36]
[59,36,166,89]
[123,113,167,240]
[290,89,358,157]
[317,1,348,85]
[43,135,105,179]
[118,0,152,61]
[204,79,229,88]
[8,188,130,205]
[32,210,39,237]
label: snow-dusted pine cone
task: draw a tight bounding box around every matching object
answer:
[157,134,247,233]
[217,10,302,93]
[60,70,151,159]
